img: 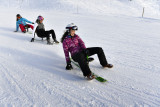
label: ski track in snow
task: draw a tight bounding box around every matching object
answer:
[0,7,160,106]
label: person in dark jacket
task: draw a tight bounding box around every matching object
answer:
[61,23,113,80]
[32,16,59,45]
[14,14,34,33]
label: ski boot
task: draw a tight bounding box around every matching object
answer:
[103,64,113,68]
[87,73,95,80]
[54,39,59,43]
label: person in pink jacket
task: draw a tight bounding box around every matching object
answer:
[61,23,113,80]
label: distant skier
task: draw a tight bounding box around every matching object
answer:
[61,23,113,80]
[14,14,34,33]
[32,15,59,45]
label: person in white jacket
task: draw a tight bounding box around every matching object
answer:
[32,16,59,44]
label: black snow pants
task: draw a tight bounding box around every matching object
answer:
[72,47,108,76]
[36,29,57,41]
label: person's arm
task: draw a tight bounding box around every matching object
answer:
[32,22,38,37]
[24,18,34,24]
[63,41,71,64]
[77,35,86,49]
[63,41,73,70]
[15,21,19,31]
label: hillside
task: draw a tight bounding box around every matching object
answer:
[0,0,160,106]
[0,0,160,17]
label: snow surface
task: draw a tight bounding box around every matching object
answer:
[1,0,160,17]
[0,0,160,106]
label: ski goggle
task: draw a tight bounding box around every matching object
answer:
[66,26,78,30]
[72,26,78,30]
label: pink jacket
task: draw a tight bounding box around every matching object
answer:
[62,34,86,63]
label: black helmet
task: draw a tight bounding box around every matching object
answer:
[16,14,21,17]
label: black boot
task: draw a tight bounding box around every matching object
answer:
[87,72,95,80]
[23,30,26,33]
[54,39,59,43]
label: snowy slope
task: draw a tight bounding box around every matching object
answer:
[0,0,160,17]
[0,0,160,107]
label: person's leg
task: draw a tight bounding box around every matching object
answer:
[50,30,56,40]
[26,24,34,30]
[72,52,91,77]
[43,31,53,44]
[46,30,59,43]
[86,47,108,66]
[19,24,26,32]
[36,30,51,44]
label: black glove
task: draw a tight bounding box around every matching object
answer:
[66,63,73,70]
[88,57,94,62]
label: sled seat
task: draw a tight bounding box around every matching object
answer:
[30,32,46,42]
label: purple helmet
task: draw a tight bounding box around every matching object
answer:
[37,16,44,21]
